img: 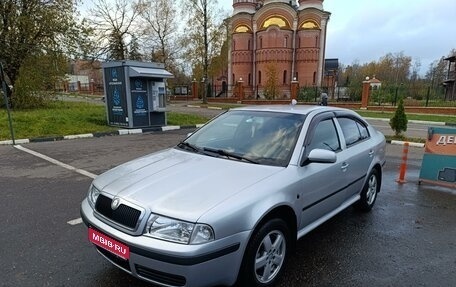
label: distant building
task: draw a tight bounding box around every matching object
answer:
[69,60,103,84]
[443,56,455,101]
[62,60,103,93]
[229,0,330,99]
[66,75,89,92]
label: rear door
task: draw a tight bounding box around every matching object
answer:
[335,116,374,198]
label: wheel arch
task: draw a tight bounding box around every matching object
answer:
[250,205,298,248]
[236,204,298,286]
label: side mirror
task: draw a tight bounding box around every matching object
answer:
[307,148,337,164]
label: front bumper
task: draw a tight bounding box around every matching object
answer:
[80,199,249,287]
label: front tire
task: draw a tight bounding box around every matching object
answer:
[355,168,380,212]
[238,218,290,287]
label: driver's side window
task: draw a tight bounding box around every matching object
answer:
[307,119,340,152]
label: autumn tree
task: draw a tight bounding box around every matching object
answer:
[182,0,227,104]
[264,63,279,100]
[88,0,142,60]
[0,0,88,108]
[339,52,414,102]
[139,0,179,70]
[208,19,230,88]
[376,52,412,85]
[0,0,84,85]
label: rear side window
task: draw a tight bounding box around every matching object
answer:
[338,117,370,146]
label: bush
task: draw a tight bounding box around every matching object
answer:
[389,98,408,136]
[11,53,67,109]
[298,86,317,102]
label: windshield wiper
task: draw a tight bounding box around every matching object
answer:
[177,141,201,153]
[202,147,259,164]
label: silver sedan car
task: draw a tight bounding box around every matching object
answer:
[81,104,386,287]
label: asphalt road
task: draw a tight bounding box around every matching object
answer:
[1,129,455,287]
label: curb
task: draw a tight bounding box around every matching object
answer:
[388,140,425,148]
[0,125,201,146]
[186,105,223,110]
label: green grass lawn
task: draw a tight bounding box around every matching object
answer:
[0,102,209,141]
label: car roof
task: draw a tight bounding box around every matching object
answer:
[231,104,353,116]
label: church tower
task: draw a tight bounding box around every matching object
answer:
[228,0,330,99]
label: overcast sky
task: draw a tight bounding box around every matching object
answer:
[220,0,456,74]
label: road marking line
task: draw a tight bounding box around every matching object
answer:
[14,145,97,179]
[14,145,98,226]
[67,218,83,225]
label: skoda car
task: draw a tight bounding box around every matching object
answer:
[81,105,386,287]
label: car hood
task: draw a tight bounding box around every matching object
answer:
[93,148,282,222]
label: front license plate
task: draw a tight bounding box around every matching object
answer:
[88,228,130,260]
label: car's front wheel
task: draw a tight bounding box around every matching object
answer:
[238,218,290,286]
[355,168,380,212]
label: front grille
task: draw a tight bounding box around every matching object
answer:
[95,194,141,229]
[135,265,186,287]
[96,246,131,272]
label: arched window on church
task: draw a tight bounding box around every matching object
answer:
[248,39,251,50]
[259,37,263,49]
[283,70,287,85]
[313,72,316,85]
[284,36,288,48]
[233,74,235,85]
[233,40,236,51]
[258,71,262,84]
[315,36,319,47]
[248,73,251,85]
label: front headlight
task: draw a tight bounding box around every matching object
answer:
[145,214,214,245]
[87,184,101,208]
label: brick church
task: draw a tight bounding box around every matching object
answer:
[228,0,330,99]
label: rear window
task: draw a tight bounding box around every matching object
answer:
[338,117,370,146]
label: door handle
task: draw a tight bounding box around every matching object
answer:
[341,162,349,170]
[369,150,374,157]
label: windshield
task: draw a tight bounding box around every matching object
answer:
[179,110,306,167]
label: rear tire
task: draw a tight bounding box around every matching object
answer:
[238,218,291,287]
[355,168,380,212]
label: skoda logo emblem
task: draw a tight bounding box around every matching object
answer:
[111,198,121,210]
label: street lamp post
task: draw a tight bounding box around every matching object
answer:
[201,78,205,101]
